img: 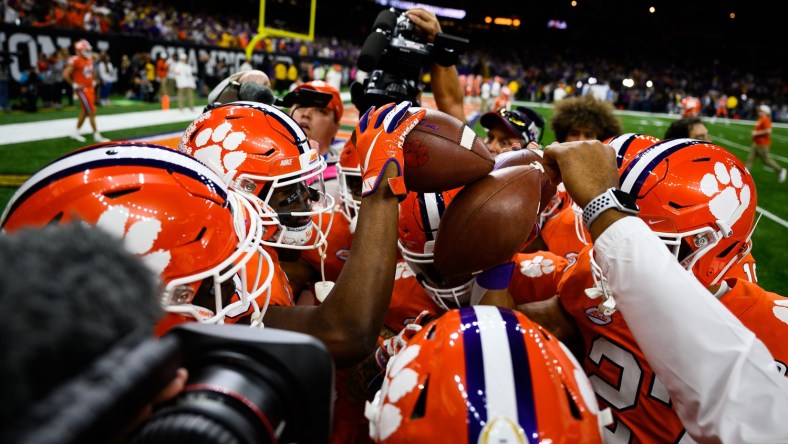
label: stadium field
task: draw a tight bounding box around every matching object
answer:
[1,98,786,295]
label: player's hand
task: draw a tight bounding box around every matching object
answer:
[350,101,426,198]
[374,310,430,369]
[541,140,619,208]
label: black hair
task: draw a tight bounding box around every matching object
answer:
[664,116,703,139]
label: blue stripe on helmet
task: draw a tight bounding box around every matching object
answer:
[619,139,699,197]
[460,307,487,442]
[2,147,228,226]
[498,308,538,443]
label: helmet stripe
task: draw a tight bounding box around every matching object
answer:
[459,307,487,441]
[417,192,446,242]
[619,139,699,196]
[1,144,228,225]
[605,133,639,168]
[498,307,538,440]
[461,306,538,443]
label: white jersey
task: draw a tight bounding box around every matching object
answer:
[594,217,788,443]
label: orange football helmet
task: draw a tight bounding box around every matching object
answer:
[397,189,473,310]
[0,143,274,332]
[366,306,608,443]
[178,101,335,251]
[680,96,701,117]
[74,39,92,56]
[618,138,756,286]
[337,138,362,230]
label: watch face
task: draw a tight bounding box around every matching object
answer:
[612,189,639,212]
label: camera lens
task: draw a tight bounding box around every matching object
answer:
[131,351,288,444]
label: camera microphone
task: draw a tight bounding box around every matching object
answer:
[358,32,389,72]
[358,9,398,72]
[372,9,397,33]
[238,81,275,105]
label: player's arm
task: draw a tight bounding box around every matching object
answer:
[263,102,425,368]
[62,63,74,85]
[543,139,788,442]
[406,7,466,123]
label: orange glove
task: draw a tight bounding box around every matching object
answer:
[350,101,426,198]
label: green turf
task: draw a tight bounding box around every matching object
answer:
[0,121,193,174]
[0,95,166,125]
[1,104,787,295]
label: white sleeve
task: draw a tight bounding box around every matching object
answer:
[594,216,788,443]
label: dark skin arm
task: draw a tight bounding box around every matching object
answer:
[263,164,399,368]
[406,8,466,123]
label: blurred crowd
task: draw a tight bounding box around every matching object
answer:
[1,0,783,121]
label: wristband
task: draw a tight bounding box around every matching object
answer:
[475,261,515,290]
[582,187,639,228]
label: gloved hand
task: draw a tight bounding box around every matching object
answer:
[374,310,431,370]
[349,101,426,198]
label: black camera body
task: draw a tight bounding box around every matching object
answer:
[4,324,334,444]
[350,8,469,111]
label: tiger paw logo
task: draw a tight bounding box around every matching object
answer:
[404,140,429,168]
[191,122,248,180]
[700,162,751,227]
[96,205,170,275]
[774,300,788,325]
[370,345,422,441]
[518,255,556,277]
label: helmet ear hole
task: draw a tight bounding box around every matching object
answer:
[564,387,583,420]
[410,378,429,420]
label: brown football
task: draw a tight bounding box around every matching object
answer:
[433,164,543,280]
[403,108,494,192]
[493,148,557,215]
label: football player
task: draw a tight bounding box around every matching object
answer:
[62,39,109,143]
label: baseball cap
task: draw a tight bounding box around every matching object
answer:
[480,107,545,144]
[292,81,344,122]
[759,105,771,115]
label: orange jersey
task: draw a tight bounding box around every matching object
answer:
[386,260,443,332]
[558,246,787,443]
[330,260,442,444]
[245,247,295,307]
[720,252,758,284]
[68,55,94,90]
[301,213,353,283]
[509,250,569,304]
[540,203,588,262]
[753,116,772,146]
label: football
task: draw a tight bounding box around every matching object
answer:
[433,164,543,280]
[493,147,557,215]
[403,108,494,192]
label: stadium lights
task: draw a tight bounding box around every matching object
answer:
[646,80,653,88]
[489,17,520,27]
[622,78,635,88]
[374,0,466,19]
[588,77,597,85]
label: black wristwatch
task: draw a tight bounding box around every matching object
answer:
[582,187,639,227]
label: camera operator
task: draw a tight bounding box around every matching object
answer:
[404,7,465,123]
[0,224,188,442]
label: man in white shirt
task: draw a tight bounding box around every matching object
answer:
[540,139,788,443]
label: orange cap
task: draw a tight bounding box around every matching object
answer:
[293,80,344,122]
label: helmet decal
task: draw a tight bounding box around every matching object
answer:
[702,162,751,228]
[96,205,170,276]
